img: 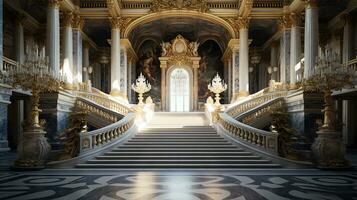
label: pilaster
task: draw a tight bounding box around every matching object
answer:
[62,12,74,87]
[290,13,302,84]
[72,14,84,84]
[279,14,291,84]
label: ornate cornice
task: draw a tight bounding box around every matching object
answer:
[150,0,209,13]
[290,12,302,27]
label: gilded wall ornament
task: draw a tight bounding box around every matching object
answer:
[109,16,134,36]
[72,14,84,29]
[150,0,209,12]
[160,35,200,65]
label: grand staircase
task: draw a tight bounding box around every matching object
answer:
[76,113,281,169]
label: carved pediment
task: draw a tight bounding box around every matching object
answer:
[150,0,209,12]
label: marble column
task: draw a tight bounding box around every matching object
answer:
[62,12,74,87]
[270,43,279,81]
[109,17,121,96]
[279,15,291,84]
[238,17,250,97]
[82,42,90,83]
[303,0,319,79]
[46,0,61,74]
[120,48,127,96]
[15,16,25,65]
[227,39,239,101]
[290,13,302,85]
[72,14,83,85]
[342,13,353,64]
[192,58,200,111]
[127,57,132,102]
[160,58,168,111]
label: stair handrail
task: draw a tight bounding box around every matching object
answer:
[226,90,288,118]
[219,112,279,155]
[237,97,285,126]
[79,112,135,155]
[76,97,123,123]
[74,90,132,116]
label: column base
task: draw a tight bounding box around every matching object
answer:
[311,130,351,169]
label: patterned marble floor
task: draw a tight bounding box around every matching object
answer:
[0,170,356,200]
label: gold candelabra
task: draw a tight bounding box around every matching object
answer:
[303,49,352,169]
[132,73,151,105]
[208,73,227,106]
[12,43,63,169]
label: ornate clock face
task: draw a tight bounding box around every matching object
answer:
[174,41,185,54]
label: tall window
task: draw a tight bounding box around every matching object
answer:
[170,68,190,112]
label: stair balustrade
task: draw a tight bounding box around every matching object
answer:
[74,91,132,116]
[226,90,288,118]
[345,57,357,86]
[219,112,279,155]
[238,98,285,126]
[79,113,135,155]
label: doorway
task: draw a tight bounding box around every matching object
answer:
[169,68,190,112]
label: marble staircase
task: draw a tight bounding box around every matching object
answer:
[76,113,281,169]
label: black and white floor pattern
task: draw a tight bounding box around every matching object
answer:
[0,171,356,200]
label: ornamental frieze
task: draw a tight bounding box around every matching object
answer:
[150,0,209,13]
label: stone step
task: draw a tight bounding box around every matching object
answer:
[113,144,237,148]
[96,155,262,160]
[86,159,272,164]
[111,148,244,152]
[124,142,231,145]
[76,163,282,168]
[129,138,225,141]
[105,151,252,155]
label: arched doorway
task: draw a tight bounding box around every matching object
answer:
[169,68,190,112]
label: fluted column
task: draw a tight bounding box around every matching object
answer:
[342,13,353,64]
[46,0,61,74]
[15,15,25,65]
[109,17,121,96]
[83,42,90,83]
[238,17,250,97]
[304,0,319,78]
[226,39,239,101]
[290,13,302,85]
[279,14,291,84]
[62,12,74,87]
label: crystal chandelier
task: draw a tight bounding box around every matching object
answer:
[132,73,151,105]
[208,73,227,106]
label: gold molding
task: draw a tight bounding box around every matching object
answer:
[72,13,84,29]
[48,0,63,8]
[290,12,302,27]
[305,0,318,9]
[62,12,73,27]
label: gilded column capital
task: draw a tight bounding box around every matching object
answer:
[15,12,27,25]
[237,17,250,30]
[279,14,292,30]
[83,41,91,49]
[304,0,318,9]
[290,13,302,27]
[340,12,351,25]
[62,12,73,27]
[72,14,84,29]
[48,0,63,8]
